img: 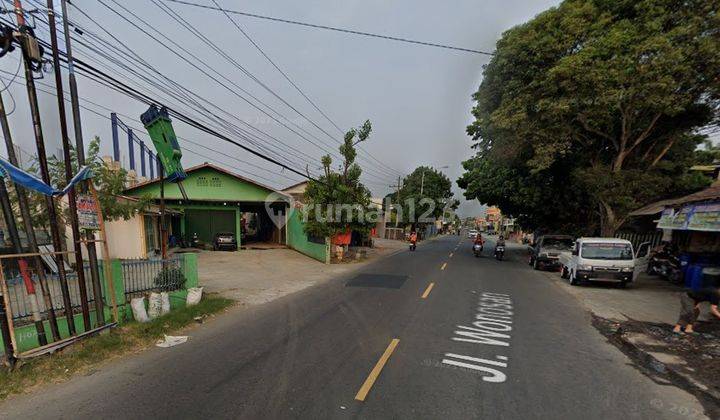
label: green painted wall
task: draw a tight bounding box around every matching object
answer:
[0,254,200,355]
[127,166,274,202]
[287,210,329,263]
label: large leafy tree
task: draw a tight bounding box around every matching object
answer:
[303,121,376,238]
[393,166,457,227]
[460,0,717,235]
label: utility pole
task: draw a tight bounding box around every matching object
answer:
[46,0,90,331]
[60,0,105,326]
[13,0,76,336]
[391,175,402,228]
[159,165,167,259]
[0,92,58,343]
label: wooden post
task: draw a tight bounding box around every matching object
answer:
[88,183,119,323]
[0,260,18,358]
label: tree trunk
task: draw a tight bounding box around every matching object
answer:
[599,201,624,237]
[611,150,627,173]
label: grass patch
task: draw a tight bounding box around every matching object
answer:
[0,296,233,400]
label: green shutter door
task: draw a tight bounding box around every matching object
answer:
[210,210,236,237]
[185,209,236,243]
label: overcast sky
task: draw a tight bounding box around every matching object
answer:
[0,0,562,217]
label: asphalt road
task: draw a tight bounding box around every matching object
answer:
[0,235,707,419]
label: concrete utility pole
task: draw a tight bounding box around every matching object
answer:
[0,94,54,345]
[47,0,91,330]
[391,175,402,227]
[14,0,75,336]
[60,0,105,326]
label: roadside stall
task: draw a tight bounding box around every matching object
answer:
[656,185,720,289]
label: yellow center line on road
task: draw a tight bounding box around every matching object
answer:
[354,338,400,402]
[421,282,435,299]
[441,262,447,270]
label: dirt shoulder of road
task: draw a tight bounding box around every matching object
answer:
[537,264,720,414]
[0,295,233,401]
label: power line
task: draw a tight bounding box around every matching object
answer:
[0,6,387,189]
[63,1,316,171]
[22,0,401,184]
[16,3,322,178]
[84,0,398,183]
[164,0,495,56]
[192,0,403,179]
[130,0,401,182]
[0,66,303,186]
[44,35,316,181]
[207,0,344,135]
[92,0,391,182]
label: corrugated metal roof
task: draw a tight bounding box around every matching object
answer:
[630,184,720,216]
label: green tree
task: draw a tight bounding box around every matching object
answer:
[460,0,717,235]
[394,166,457,227]
[694,138,720,166]
[17,136,150,235]
[303,121,376,238]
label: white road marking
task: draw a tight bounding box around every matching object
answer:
[441,292,514,383]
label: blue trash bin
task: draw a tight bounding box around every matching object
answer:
[685,264,695,288]
[680,254,691,276]
[689,264,711,291]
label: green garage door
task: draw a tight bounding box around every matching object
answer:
[185,210,236,243]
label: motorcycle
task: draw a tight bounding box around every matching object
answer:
[409,241,417,251]
[494,244,505,260]
[648,245,682,284]
[473,243,483,257]
[657,255,682,284]
[190,232,200,248]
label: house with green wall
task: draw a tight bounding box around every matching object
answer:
[123,163,329,262]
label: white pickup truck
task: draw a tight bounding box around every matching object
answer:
[558,237,650,288]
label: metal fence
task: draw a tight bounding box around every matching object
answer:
[121,256,186,299]
[4,263,103,325]
[385,228,404,240]
[615,230,663,250]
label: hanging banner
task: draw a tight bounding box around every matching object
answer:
[77,195,100,230]
[657,208,675,228]
[687,203,720,232]
[657,202,720,232]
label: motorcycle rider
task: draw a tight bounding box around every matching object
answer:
[474,232,484,249]
[409,231,418,249]
[494,235,506,259]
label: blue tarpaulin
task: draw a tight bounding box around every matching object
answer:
[0,157,93,196]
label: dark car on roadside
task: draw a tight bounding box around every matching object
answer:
[529,235,574,270]
[213,232,237,251]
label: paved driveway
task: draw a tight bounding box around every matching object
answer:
[197,239,406,306]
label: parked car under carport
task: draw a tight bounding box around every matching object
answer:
[213,232,238,251]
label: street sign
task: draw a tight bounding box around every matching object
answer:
[77,194,99,230]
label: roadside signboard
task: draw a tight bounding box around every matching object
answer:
[656,202,720,232]
[687,203,720,232]
[77,194,99,230]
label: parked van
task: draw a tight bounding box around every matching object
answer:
[558,238,650,288]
